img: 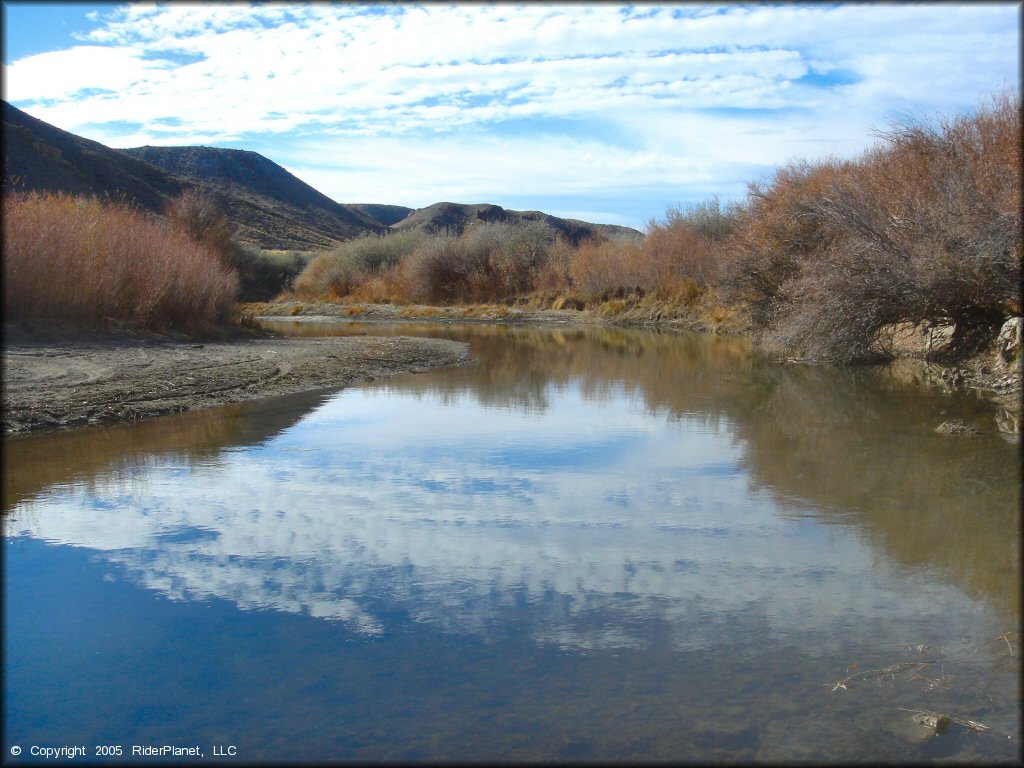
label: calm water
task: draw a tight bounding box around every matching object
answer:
[3,321,1020,763]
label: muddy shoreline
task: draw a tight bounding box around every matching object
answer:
[4,301,1020,437]
[252,300,1023,428]
[2,323,470,436]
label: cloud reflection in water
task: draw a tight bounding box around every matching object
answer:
[5,377,997,653]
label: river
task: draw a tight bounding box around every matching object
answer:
[3,320,1020,762]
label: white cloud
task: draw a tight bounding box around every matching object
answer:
[3,45,170,101]
[3,3,1018,221]
[276,132,719,209]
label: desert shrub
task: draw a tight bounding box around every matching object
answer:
[341,228,432,273]
[534,238,575,294]
[291,229,430,299]
[287,92,1020,342]
[167,188,306,302]
[399,232,473,304]
[3,192,238,331]
[721,159,848,330]
[292,249,361,299]
[459,219,557,299]
[232,246,316,300]
[560,199,740,303]
[643,197,741,289]
[347,263,413,304]
[291,220,560,305]
[759,92,1021,362]
[165,188,238,265]
[568,236,646,299]
[670,197,741,241]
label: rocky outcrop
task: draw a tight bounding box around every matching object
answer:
[997,316,1022,364]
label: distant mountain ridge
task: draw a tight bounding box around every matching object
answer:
[391,201,641,244]
[3,102,369,249]
[3,101,642,250]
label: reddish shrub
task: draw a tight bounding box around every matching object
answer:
[777,93,1021,361]
[3,192,238,332]
[165,188,238,266]
[643,198,739,289]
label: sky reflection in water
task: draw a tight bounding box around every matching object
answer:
[3,323,1020,762]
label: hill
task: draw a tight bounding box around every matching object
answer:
[120,145,384,246]
[391,201,642,244]
[347,203,415,227]
[2,102,382,250]
[3,100,192,211]
[3,101,642,250]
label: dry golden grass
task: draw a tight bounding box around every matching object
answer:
[551,296,586,311]
[3,192,238,332]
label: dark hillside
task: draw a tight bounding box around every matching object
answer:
[3,102,641,251]
[2,103,382,249]
[3,101,192,210]
[120,145,384,245]
[348,203,414,227]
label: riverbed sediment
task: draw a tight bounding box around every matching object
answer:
[2,322,470,436]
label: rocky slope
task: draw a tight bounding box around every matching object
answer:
[3,101,192,212]
[121,145,385,246]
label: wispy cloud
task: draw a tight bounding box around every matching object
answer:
[3,3,1018,227]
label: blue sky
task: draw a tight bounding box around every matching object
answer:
[2,2,1019,230]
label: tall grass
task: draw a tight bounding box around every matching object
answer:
[166,189,317,301]
[3,192,238,332]
[165,187,237,264]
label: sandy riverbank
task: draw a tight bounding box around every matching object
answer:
[4,302,1019,436]
[2,323,470,436]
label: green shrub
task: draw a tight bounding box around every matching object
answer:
[232,246,315,300]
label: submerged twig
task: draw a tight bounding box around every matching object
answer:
[984,631,1019,657]
[825,660,933,691]
[827,631,1020,693]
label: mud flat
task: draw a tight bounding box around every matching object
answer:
[2,324,470,436]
